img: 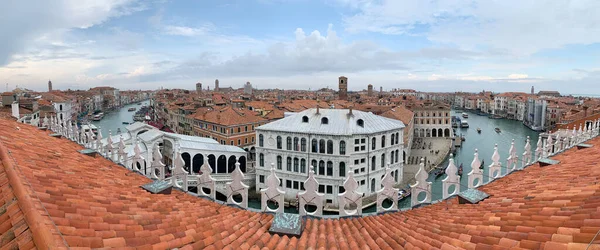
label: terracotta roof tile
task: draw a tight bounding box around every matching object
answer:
[1,117,600,249]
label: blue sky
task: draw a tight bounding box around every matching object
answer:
[1,0,600,94]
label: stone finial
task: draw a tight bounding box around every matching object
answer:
[196,155,215,199]
[339,165,363,216]
[150,144,166,179]
[227,161,249,209]
[261,166,285,213]
[442,154,460,199]
[545,135,553,157]
[299,165,323,216]
[468,149,483,188]
[118,135,127,166]
[105,130,114,160]
[95,129,104,155]
[71,122,79,142]
[86,128,94,148]
[377,165,399,212]
[131,139,145,174]
[411,158,432,207]
[172,145,188,191]
[42,114,49,128]
[554,133,562,153]
[522,136,532,168]
[489,144,501,180]
[571,126,577,147]
[578,124,584,143]
[507,139,518,173]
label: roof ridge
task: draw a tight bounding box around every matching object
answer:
[0,141,67,249]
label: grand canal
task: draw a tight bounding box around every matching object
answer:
[91,100,151,136]
[93,104,539,212]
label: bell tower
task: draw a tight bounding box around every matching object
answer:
[338,76,348,100]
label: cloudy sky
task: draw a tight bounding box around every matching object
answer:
[1,0,600,94]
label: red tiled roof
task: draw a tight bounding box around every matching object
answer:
[1,117,600,249]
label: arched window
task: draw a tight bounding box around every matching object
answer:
[391,151,394,164]
[371,156,376,171]
[311,139,318,153]
[381,153,385,168]
[259,153,264,167]
[381,135,386,148]
[321,117,329,124]
[318,160,325,175]
[326,161,333,176]
[391,134,395,145]
[293,158,299,172]
[300,159,306,173]
[327,140,333,154]
[371,179,375,193]
[59,104,63,111]
[286,137,292,150]
[259,134,264,147]
[339,162,346,177]
[357,119,364,127]
[395,132,399,144]
[339,141,346,155]
[372,137,376,150]
[302,116,309,123]
[395,149,399,163]
[276,156,282,170]
[293,137,299,151]
[311,159,317,170]
[319,139,325,154]
[286,157,292,171]
[301,138,307,152]
[276,136,282,149]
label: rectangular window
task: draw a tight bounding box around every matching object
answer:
[238,139,241,145]
[354,169,359,174]
[293,181,299,190]
[361,145,365,151]
[326,185,333,194]
[354,159,359,165]
[245,126,248,132]
[259,175,265,183]
[339,186,345,193]
[354,139,359,144]
[230,141,234,145]
[300,182,305,191]
[361,158,365,163]
[279,178,283,187]
[361,180,365,185]
[361,167,365,173]
[238,127,241,133]
[354,146,360,151]
[318,185,325,193]
[245,138,248,144]
[361,138,365,143]
[286,180,292,188]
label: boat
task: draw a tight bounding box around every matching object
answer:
[398,188,411,201]
[128,107,136,112]
[80,124,98,137]
[458,164,463,176]
[480,160,485,169]
[92,113,104,121]
[122,121,130,125]
[460,120,469,128]
[137,102,142,105]
[462,112,468,118]
[477,128,482,133]
[495,127,501,133]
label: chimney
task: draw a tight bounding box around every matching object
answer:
[584,106,589,117]
[348,106,353,116]
[316,105,320,114]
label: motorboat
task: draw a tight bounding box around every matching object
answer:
[477,128,482,133]
[128,107,136,112]
[460,120,469,128]
[462,112,468,118]
[92,113,104,121]
[122,121,130,125]
[80,124,98,137]
[495,127,501,133]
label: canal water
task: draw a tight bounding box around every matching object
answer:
[93,104,539,212]
[397,110,540,209]
[91,100,151,136]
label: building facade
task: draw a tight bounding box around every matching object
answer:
[255,108,405,207]
[412,102,453,138]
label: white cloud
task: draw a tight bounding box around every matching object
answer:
[339,0,600,55]
[163,24,214,36]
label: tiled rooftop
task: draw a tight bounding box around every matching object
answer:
[1,117,600,249]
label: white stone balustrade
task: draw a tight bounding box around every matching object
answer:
[377,164,398,213]
[227,161,249,209]
[105,131,115,160]
[411,158,431,207]
[468,149,483,188]
[95,129,104,155]
[339,166,363,216]
[522,136,532,168]
[442,154,460,199]
[299,166,323,216]
[261,164,285,213]
[554,134,561,154]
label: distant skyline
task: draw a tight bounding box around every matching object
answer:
[1,0,600,94]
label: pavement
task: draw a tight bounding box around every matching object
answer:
[399,137,452,188]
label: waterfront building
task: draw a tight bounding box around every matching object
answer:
[538,90,561,97]
[412,101,452,138]
[41,92,74,122]
[90,86,120,109]
[255,108,405,206]
[524,97,548,131]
